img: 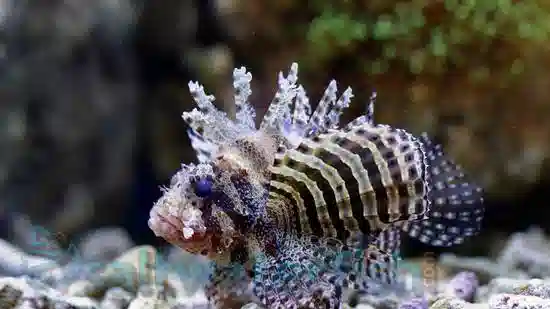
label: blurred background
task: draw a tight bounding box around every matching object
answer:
[1,0,550,257]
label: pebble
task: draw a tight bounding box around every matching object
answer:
[399,298,428,309]
[488,293,550,309]
[0,234,213,308]
[429,296,468,309]
[3,225,550,309]
[0,239,59,277]
[0,276,98,308]
[429,296,491,309]
[127,291,172,309]
[497,228,550,278]
[41,261,101,288]
[444,272,479,302]
[354,305,377,309]
[240,303,263,309]
[66,280,95,297]
[78,227,134,262]
[54,296,97,309]
[100,245,158,290]
[482,278,550,300]
[173,290,211,308]
[359,293,401,309]
[439,254,529,284]
[99,287,133,309]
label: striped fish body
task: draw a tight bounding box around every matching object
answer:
[267,121,428,246]
[150,62,485,309]
[195,129,410,308]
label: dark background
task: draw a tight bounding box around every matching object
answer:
[1,0,550,257]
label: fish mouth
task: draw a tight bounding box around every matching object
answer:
[148,209,211,255]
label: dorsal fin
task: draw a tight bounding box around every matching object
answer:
[187,128,218,163]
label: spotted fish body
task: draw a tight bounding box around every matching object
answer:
[148,63,484,309]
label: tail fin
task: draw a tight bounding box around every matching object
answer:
[401,133,484,247]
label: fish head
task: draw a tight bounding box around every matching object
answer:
[148,151,270,262]
[148,163,238,260]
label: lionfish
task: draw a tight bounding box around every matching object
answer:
[148,63,484,309]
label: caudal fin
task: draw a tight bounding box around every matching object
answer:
[401,133,484,247]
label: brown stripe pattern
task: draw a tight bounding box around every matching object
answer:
[267,121,428,245]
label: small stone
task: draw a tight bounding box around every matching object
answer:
[445,272,479,302]
[482,278,550,300]
[0,276,99,309]
[399,298,428,309]
[66,280,94,297]
[359,293,400,309]
[240,303,263,309]
[438,254,528,283]
[100,246,158,292]
[138,284,177,301]
[127,295,172,309]
[483,278,550,300]
[16,295,50,309]
[78,227,134,262]
[514,279,550,299]
[353,305,376,309]
[174,290,211,309]
[0,282,23,308]
[100,287,133,309]
[497,228,550,278]
[56,296,97,309]
[51,301,77,309]
[0,277,58,300]
[429,296,467,309]
[488,293,550,309]
[0,239,59,277]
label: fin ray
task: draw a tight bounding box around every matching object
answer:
[187,128,218,163]
[402,133,484,247]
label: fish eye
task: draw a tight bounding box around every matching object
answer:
[194,177,213,198]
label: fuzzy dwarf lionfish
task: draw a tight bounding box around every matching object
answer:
[148,63,484,309]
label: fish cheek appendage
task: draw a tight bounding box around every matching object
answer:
[148,62,485,309]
